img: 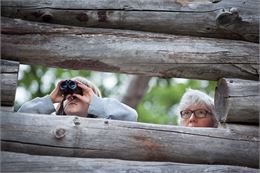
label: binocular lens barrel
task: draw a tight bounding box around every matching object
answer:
[60,80,82,95]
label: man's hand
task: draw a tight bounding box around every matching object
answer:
[72,80,94,105]
[50,80,65,103]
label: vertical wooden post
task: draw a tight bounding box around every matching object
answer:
[1,59,19,111]
[215,78,260,124]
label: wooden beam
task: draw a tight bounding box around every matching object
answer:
[1,0,259,43]
[215,78,260,124]
[218,123,259,138]
[2,17,259,80]
[0,106,15,112]
[0,59,19,107]
[1,111,259,168]
[1,152,259,173]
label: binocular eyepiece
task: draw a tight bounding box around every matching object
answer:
[60,80,82,95]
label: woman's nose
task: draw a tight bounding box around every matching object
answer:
[189,113,197,121]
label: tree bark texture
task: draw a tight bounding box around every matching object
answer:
[121,75,151,109]
[1,0,259,43]
[215,78,260,124]
[1,152,259,173]
[0,59,19,107]
[1,111,259,168]
[2,17,259,80]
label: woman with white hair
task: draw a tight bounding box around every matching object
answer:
[18,76,138,121]
[178,89,218,127]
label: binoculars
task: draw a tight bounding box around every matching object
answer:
[59,80,82,95]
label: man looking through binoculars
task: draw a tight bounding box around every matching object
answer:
[18,76,138,121]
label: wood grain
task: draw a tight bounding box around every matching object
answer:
[1,59,19,106]
[215,78,260,124]
[1,152,259,173]
[2,17,259,80]
[1,111,259,168]
[1,0,259,42]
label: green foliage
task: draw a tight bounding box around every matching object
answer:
[15,65,92,110]
[16,65,216,125]
[136,78,216,125]
[18,65,92,98]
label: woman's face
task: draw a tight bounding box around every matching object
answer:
[63,95,88,117]
[180,104,215,127]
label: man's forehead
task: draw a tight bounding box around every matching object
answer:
[185,104,209,110]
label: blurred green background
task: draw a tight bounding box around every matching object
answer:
[15,64,216,125]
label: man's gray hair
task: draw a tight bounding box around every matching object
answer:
[179,89,214,112]
[72,76,102,97]
[178,89,218,126]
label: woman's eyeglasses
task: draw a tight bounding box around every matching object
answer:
[180,109,212,119]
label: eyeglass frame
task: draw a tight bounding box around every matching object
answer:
[180,109,213,119]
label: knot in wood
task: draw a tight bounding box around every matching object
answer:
[215,8,241,27]
[97,10,107,22]
[230,7,238,15]
[73,117,80,126]
[55,128,66,139]
[41,11,53,22]
[77,13,89,22]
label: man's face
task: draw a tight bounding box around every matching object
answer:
[180,104,215,127]
[63,95,88,117]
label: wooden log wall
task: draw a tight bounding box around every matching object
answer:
[1,1,259,171]
[1,0,259,43]
[2,17,259,81]
[215,78,260,124]
[1,111,259,168]
[0,59,19,111]
[218,124,259,138]
[1,152,258,173]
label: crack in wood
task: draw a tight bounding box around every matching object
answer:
[1,140,108,151]
[118,126,259,142]
[232,64,259,76]
[2,6,225,13]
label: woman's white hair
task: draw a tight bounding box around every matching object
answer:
[178,88,218,127]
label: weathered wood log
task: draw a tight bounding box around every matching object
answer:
[1,0,259,43]
[0,106,14,112]
[215,78,260,124]
[1,152,258,173]
[1,111,259,168]
[2,18,259,80]
[218,123,259,138]
[0,59,19,107]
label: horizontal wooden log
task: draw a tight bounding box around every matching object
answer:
[0,106,14,112]
[1,59,19,106]
[218,123,259,138]
[215,78,260,124]
[2,18,259,80]
[1,152,258,173]
[1,111,259,168]
[1,0,259,43]
[1,59,19,73]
